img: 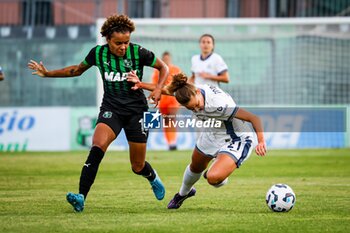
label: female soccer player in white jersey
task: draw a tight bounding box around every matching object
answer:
[190,34,229,86]
[127,72,267,209]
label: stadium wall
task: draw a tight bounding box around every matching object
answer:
[0,106,348,152]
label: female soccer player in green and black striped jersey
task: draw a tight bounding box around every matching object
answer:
[28,14,169,212]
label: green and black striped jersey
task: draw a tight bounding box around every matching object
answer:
[83,43,156,114]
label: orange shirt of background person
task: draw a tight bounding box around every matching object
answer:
[152,51,181,150]
[152,52,181,115]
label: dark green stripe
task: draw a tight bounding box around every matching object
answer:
[113,53,122,93]
[95,46,102,76]
[129,45,136,71]
[126,46,132,66]
[97,46,109,95]
[132,44,143,82]
[118,57,126,73]
[126,46,136,92]
[106,50,115,96]
[102,46,114,94]
[102,46,109,73]
[134,44,140,72]
[110,53,120,93]
[119,57,128,92]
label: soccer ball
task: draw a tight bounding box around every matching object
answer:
[266,184,296,212]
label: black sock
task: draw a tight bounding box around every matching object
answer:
[132,161,156,181]
[79,146,105,199]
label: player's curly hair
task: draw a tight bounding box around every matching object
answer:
[100,14,135,39]
[168,73,197,105]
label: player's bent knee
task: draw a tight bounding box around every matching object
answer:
[206,172,225,186]
[131,162,145,174]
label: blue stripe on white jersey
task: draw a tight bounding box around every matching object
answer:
[224,120,240,142]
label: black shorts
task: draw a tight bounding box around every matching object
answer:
[96,109,148,143]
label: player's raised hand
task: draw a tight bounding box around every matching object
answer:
[127,70,141,90]
[28,60,48,77]
[255,141,267,156]
[148,88,161,107]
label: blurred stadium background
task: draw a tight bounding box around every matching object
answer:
[0,0,349,152]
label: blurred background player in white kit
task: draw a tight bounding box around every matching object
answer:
[190,34,230,86]
[190,34,230,139]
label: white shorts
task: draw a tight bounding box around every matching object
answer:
[195,131,257,168]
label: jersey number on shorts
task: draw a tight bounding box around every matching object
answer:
[227,141,242,152]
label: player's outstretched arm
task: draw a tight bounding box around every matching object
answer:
[234,108,267,156]
[127,70,173,96]
[150,58,169,103]
[27,60,91,78]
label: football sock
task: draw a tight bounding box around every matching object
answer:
[132,161,156,181]
[179,165,202,196]
[79,146,105,199]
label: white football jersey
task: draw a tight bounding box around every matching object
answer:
[191,53,228,87]
[194,84,255,140]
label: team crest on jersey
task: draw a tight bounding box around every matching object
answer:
[102,111,112,118]
[123,59,133,68]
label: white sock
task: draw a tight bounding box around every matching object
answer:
[179,165,202,196]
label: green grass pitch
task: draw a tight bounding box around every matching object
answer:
[1,149,349,233]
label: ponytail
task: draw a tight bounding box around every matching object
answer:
[168,73,197,105]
